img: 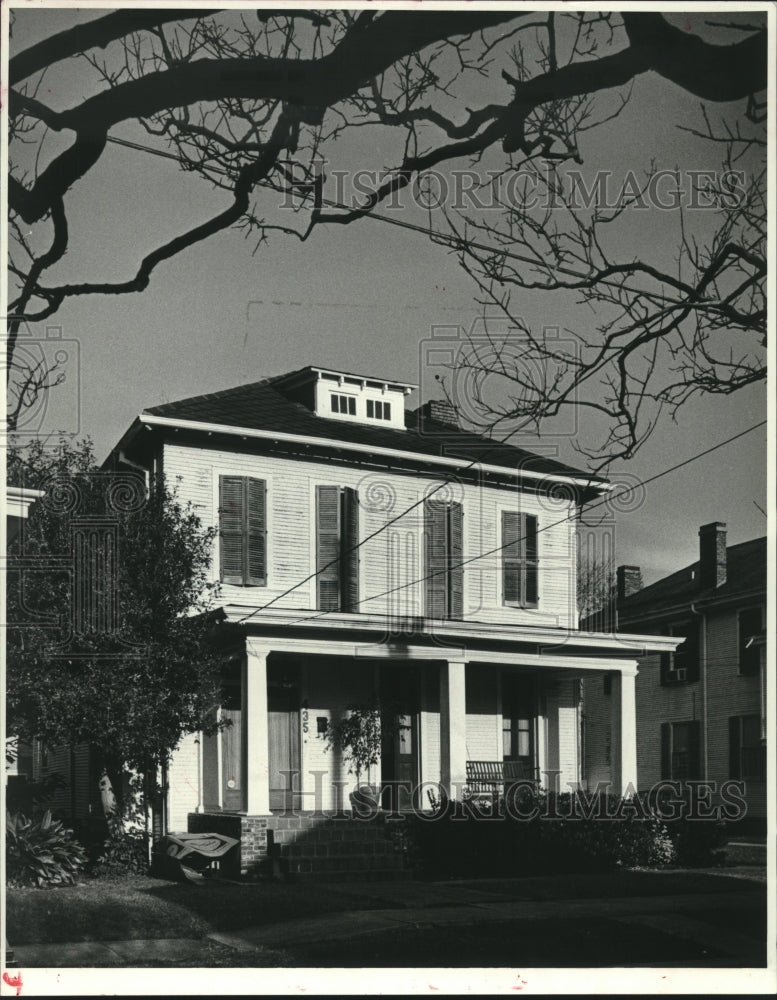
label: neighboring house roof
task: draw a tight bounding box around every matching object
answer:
[618,536,766,623]
[141,371,606,486]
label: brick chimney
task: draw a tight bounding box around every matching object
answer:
[616,565,642,603]
[698,522,727,589]
[412,399,459,429]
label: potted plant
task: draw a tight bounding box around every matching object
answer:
[325,702,382,815]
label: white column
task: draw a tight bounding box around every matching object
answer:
[440,660,468,799]
[611,668,638,796]
[245,642,270,815]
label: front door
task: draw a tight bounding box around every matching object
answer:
[381,669,420,811]
[268,675,301,812]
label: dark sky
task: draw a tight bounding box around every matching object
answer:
[7,5,769,585]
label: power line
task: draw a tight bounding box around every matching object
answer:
[267,419,767,629]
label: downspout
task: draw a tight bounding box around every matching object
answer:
[690,603,708,779]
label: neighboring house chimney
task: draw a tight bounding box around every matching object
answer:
[698,521,727,589]
[616,565,642,603]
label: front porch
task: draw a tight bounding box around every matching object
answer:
[164,614,677,878]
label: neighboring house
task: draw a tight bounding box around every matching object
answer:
[94,365,677,876]
[4,485,43,785]
[584,524,767,823]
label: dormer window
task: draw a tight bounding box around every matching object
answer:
[331,393,356,416]
[366,399,391,421]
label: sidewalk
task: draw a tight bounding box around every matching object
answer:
[11,869,766,969]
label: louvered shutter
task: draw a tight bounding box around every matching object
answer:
[317,485,341,611]
[246,478,266,585]
[448,502,463,619]
[524,513,539,606]
[219,476,245,584]
[502,511,522,605]
[425,498,448,619]
[342,487,360,613]
[729,716,741,779]
[660,722,671,779]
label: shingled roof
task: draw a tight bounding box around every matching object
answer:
[618,535,766,622]
[143,371,605,485]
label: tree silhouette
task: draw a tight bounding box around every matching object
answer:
[7,9,767,457]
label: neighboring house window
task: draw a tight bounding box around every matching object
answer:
[316,485,359,612]
[661,720,701,780]
[729,715,765,781]
[331,393,356,415]
[502,511,538,608]
[738,607,762,676]
[424,498,463,620]
[219,476,266,586]
[366,399,391,420]
[660,620,700,684]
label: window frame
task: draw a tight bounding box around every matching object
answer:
[660,720,702,781]
[659,619,700,685]
[501,510,539,610]
[315,484,360,613]
[729,713,766,782]
[330,392,357,416]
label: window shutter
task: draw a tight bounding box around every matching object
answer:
[660,650,671,685]
[688,720,701,780]
[660,722,671,780]
[246,478,266,585]
[686,620,700,681]
[502,511,522,605]
[342,487,360,613]
[425,499,448,619]
[729,716,741,779]
[317,485,341,611]
[219,476,245,585]
[524,513,538,606]
[448,502,463,619]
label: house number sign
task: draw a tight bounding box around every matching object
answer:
[301,700,309,736]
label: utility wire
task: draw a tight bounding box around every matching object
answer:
[269,419,767,629]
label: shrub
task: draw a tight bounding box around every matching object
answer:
[6,810,87,888]
[5,773,67,818]
[670,818,728,867]
[405,790,678,878]
[92,830,149,877]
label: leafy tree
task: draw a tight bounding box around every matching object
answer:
[5,436,226,823]
[6,9,767,459]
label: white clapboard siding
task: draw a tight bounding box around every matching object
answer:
[163,443,578,626]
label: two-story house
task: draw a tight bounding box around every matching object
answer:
[106,366,678,877]
[584,524,767,826]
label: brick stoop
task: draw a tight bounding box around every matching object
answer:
[188,811,413,881]
[268,813,412,881]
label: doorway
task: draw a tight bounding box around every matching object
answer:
[380,668,420,811]
[268,662,301,811]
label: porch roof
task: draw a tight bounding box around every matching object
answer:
[216,606,681,662]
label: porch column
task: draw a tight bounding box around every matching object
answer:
[610,667,638,797]
[440,660,468,800]
[245,642,270,815]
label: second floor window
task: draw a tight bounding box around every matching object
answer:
[424,498,463,620]
[738,607,762,676]
[660,620,700,684]
[316,485,359,612]
[502,511,538,608]
[219,476,266,586]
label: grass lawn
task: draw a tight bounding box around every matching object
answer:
[6,874,401,946]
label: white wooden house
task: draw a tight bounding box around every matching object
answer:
[108,366,678,877]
